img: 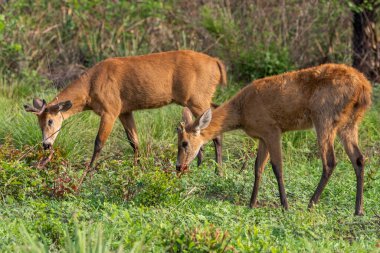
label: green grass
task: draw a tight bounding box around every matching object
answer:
[0,82,379,252]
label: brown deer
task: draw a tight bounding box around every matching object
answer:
[24,50,226,173]
[176,64,372,215]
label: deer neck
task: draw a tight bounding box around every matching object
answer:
[49,74,90,119]
[201,101,241,141]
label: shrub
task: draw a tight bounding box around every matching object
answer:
[233,44,294,82]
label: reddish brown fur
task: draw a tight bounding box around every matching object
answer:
[177,63,372,215]
[25,50,226,169]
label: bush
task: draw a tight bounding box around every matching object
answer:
[233,44,294,82]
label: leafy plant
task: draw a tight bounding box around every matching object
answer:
[234,44,294,82]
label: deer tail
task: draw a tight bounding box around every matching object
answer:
[349,78,372,124]
[216,59,227,87]
[356,80,372,111]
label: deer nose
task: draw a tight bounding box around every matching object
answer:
[176,164,182,171]
[43,143,51,150]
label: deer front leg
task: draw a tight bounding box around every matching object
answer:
[119,112,140,165]
[196,146,204,166]
[195,135,223,175]
[89,113,117,168]
[213,135,223,176]
[211,103,223,175]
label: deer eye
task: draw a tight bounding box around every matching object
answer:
[48,119,53,126]
[182,141,188,149]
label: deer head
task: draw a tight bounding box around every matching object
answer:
[176,108,212,171]
[24,98,72,149]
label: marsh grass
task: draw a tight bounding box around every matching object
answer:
[0,80,379,252]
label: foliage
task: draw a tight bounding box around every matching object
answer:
[347,0,380,12]
[0,0,370,84]
[233,44,294,81]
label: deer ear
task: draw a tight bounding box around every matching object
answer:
[59,101,72,112]
[182,107,193,126]
[194,108,212,134]
[49,101,72,113]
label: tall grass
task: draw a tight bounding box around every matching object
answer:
[18,224,125,253]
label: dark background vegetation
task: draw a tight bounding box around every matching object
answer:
[1,0,379,86]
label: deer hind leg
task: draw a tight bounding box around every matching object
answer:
[212,132,223,176]
[119,112,140,165]
[250,139,269,208]
[308,123,337,209]
[338,124,365,215]
[264,131,288,210]
[89,113,117,168]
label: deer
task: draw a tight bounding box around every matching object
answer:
[176,63,372,215]
[24,50,226,174]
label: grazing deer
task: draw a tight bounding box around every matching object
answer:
[24,50,226,173]
[176,64,372,215]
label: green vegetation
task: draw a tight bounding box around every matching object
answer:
[1,79,379,252]
[0,0,366,83]
[1,0,380,252]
